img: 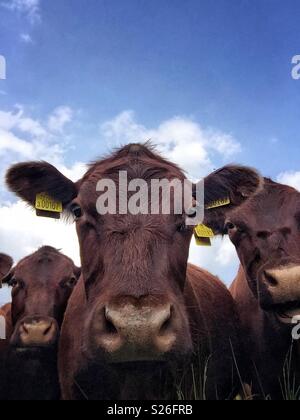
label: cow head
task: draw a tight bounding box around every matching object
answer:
[223,179,300,323]
[6,144,261,364]
[2,247,80,349]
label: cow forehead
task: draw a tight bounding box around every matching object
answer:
[15,254,73,281]
[230,185,300,229]
[77,156,186,201]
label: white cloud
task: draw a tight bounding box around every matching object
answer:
[0,105,76,166]
[0,201,80,265]
[277,171,300,191]
[47,106,74,134]
[2,0,41,23]
[189,236,239,285]
[101,110,241,179]
[207,130,242,158]
[20,33,33,44]
[0,106,46,137]
[0,105,85,210]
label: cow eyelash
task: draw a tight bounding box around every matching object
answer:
[70,203,83,220]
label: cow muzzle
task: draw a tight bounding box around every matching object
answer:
[13,316,59,348]
[90,300,190,363]
[260,265,300,323]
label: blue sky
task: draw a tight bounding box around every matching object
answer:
[0,0,300,301]
[1,0,300,172]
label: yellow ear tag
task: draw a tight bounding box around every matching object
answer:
[194,224,214,247]
[206,197,231,210]
[195,224,214,238]
[194,235,212,247]
[35,193,63,219]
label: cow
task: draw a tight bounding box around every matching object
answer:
[219,178,300,399]
[0,247,80,400]
[6,143,262,400]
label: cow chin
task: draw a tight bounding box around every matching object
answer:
[74,359,185,400]
[78,333,191,400]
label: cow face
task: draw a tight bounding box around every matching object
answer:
[3,247,80,349]
[225,179,300,322]
[6,144,261,364]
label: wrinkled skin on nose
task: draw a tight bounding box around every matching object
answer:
[86,297,192,364]
[89,303,183,363]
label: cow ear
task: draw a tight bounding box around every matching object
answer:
[0,254,13,287]
[6,162,78,208]
[198,165,262,234]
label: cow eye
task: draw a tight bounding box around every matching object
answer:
[9,278,17,288]
[225,222,236,232]
[9,279,24,289]
[70,204,82,219]
[63,277,78,289]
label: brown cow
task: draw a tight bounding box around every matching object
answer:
[6,143,262,400]
[221,179,300,399]
[0,247,80,400]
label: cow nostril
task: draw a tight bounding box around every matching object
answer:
[264,272,278,287]
[22,323,29,335]
[104,309,118,335]
[106,319,118,335]
[158,306,173,335]
[158,306,173,334]
[43,324,52,336]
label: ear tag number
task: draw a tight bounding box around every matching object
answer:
[35,193,63,219]
[206,197,231,210]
